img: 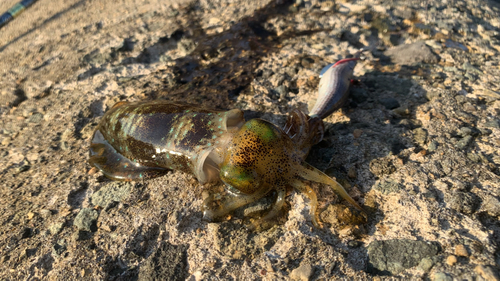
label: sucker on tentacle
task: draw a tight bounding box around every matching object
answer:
[89,52,366,230]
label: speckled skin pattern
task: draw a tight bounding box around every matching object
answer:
[90,100,364,230]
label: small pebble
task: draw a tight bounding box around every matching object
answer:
[428,140,438,152]
[446,255,457,266]
[433,272,453,281]
[418,257,435,272]
[40,209,52,218]
[290,263,313,281]
[459,127,472,136]
[353,129,363,138]
[88,167,98,176]
[484,195,500,217]
[348,240,360,248]
[474,265,500,281]
[348,167,357,179]
[455,244,469,257]
[27,212,35,220]
[456,135,472,149]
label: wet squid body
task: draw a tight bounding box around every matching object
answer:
[90,56,364,229]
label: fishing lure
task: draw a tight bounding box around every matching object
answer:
[89,54,364,229]
[310,52,361,119]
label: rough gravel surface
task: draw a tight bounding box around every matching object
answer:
[1,0,500,280]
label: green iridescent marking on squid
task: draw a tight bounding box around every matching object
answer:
[219,118,223,122]
[245,120,277,143]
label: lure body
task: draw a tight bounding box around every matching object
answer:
[309,56,360,119]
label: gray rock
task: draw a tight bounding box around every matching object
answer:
[484,119,500,129]
[367,239,440,275]
[273,85,288,99]
[40,209,53,219]
[384,41,440,65]
[374,180,403,195]
[425,91,441,101]
[444,39,468,52]
[455,135,473,149]
[467,152,481,163]
[479,128,492,136]
[138,241,188,281]
[458,127,472,136]
[428,140,438,152]
[16,159,31,174]
[433,272,453,281]
[413,128,428,145]
[445,191,480,215]
[393,7,413,19]
[483,195,500,217]
[49,222,64,235]
[82,50,113,66]
[91,182,133,209]
[73,208,99,232]
[27,113,44,123]
[177,38,196,56]
[418,257,436,272]
[462,62,482,75]
[378,98,400,109]
[290,263,313,281]
[369,158,396,176]
[52,240,67,258]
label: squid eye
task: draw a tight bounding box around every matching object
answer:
[220,165,258,195]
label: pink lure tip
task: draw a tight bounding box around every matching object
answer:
[332,57,360,67]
